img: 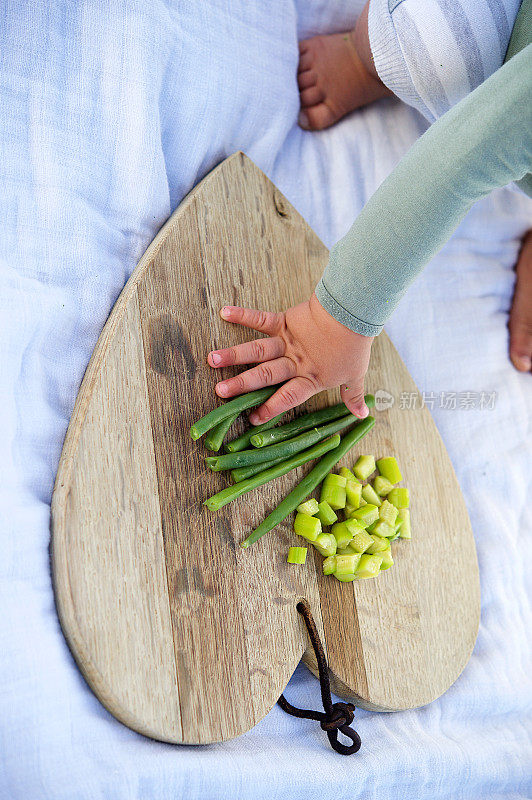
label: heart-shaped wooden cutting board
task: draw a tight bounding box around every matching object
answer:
[51,153,480,745]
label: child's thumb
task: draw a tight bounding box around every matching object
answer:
[340,381,369,419]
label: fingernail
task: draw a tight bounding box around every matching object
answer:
[217,383,228,396]
[210,353,222,366]
[298,110,309,129]
[249,412,263,425]
[221,307,231,319]
[354,405,369,419]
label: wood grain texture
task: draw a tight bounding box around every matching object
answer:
[51,152,480,744]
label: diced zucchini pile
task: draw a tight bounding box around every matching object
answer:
[288,455,411,581]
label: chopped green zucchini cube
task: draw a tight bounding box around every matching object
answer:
[366,534,390,554]
[369,519,395,538]
[335,554,361,576]
[345,517,366,534]
[387,487,410,509]
[373,475,394,496]
[361,483,382,507]
[294,512,321,542]
[340,467,358,482]
[346,479,362,508]
[344,502,357,517]
[322,556,336,575]
[316,500,338,526]
[387,520,402,542]
[313,533,337,558]
[324,473,347,488]
[353,454,376,481]
[376,457,402,484]
[320,476,347,510]
[334,573,357,582]
[355,553,383,578]
[331,521,354,549]
[296,498,320,516]
[287,546,307,564]
[398,508,411,539]
[379,499,398,526]
[336,544,356,555]
[347,529,374,554]
[379,548,394,571]
[350,504,379,527]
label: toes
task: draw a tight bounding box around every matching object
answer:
[300,85,325,108]
[297,70,317,90]
[509,316,532,372]
[297,51,313,73]
[298,102,337,131]
[510,350,532,372]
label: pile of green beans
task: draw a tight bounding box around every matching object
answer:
[204,435,341,511]
[249,402,350,447]
[205,414,357,471]
[190,390,376,548]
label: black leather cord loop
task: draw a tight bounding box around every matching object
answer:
[278,600,361,755]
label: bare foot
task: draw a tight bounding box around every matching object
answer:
[297,24,391,131]
[509,229,532,373]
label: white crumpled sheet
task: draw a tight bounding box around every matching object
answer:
[0,1,530,798]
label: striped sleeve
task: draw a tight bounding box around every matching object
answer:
[368,0,522,122]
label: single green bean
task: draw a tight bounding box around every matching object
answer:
[204,435,341,511]
[240,417,375,548]
[204,411,240,452]
[224,412,285,453]
[189,386,278,440]
[205,413,356,471]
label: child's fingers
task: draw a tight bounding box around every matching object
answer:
[249,376,318,425]
[340,382,369,419]
[208,336,284,368]
[220,306,283,336]
[215,357,296,398]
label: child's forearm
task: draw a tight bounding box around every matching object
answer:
[316,44,532,338]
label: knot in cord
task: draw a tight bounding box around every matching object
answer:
[278,600,361,756]
[320,701,355,732]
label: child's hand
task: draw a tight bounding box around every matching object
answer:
[207,293,373,424]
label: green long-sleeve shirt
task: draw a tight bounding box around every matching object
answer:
[315,41,532,337]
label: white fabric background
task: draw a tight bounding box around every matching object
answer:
[0,2,531,798]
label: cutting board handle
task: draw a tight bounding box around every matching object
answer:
[278,600,361,755]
